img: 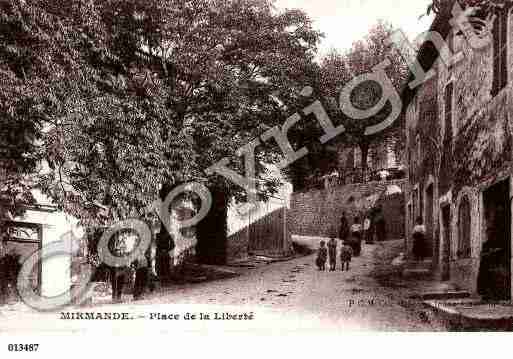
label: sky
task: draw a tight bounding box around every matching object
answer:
[275,0,435,56]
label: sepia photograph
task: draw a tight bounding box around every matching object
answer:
[1,0,513,353]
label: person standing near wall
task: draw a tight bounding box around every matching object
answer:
[110,233,129,303]
[412,216,427,261]
[339,212,350,244]
[375,205,387,242]
[133,250,150,300]
[350,217,363,256]
[364,215,373,244]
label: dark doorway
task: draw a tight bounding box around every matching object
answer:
[425,184,434,258]
[441,205,451,281]
[2,222,42,301]
[478,179,511,301]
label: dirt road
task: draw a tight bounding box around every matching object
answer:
[0,240,446,333]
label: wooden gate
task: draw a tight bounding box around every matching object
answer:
[248,207,290,257]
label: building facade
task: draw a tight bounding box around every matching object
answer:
[1,192,82,303]
[405,3,513,299]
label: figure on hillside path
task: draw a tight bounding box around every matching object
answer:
[339,212,350,243]
[350,217,363,256]
[364,215,373,244]
[375,205,387,242]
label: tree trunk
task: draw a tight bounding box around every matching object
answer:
[155,183,176,284]
[195,186,228,265]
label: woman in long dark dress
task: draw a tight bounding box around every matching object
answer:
[374,206,387,242]
[350,217,363,256]
[412,217,427,260]
[339,213,349,243]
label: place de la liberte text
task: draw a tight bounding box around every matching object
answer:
[149,312,255,321]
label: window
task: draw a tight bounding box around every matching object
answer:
[458,196,471,258]
[492,8,509,97]
[444,82,454,139]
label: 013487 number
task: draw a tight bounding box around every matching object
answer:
[8,344,39,352]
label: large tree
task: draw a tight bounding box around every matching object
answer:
[1,1,321,271]
[285,21,408,190]
[0,0,102,245]
[324,21,408,182]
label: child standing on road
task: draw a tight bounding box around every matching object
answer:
[340,241,353,271]
[316,241,328,271]
[327,238,337,271]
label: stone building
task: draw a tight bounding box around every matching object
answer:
[404,2,513,300]
[1,190,83,303]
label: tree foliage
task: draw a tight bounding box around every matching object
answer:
[0,0,322,264]
[424,0,510,17]
[285,21,409,190]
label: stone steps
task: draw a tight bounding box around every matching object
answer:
[402,259,433,279]
[413,291,472,301]
[402,268,433,279]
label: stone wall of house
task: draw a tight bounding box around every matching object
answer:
[289,179,407,239]
[4,206,78,301]
[448,187,482,293]
[405,72,440,259]
[448,86,512,292]
[406,11,513,294]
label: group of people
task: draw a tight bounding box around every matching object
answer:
[110,254,153,302]
[108,232,156,303]
[316,211,384,272]
[316,238,353,271]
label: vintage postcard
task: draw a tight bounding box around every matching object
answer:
[1,0,513,355]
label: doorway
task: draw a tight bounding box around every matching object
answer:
[479,179,511,301]
[2,222,42,298]
[441,205,451,281]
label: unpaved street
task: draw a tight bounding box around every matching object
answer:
[0,241,446,333]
